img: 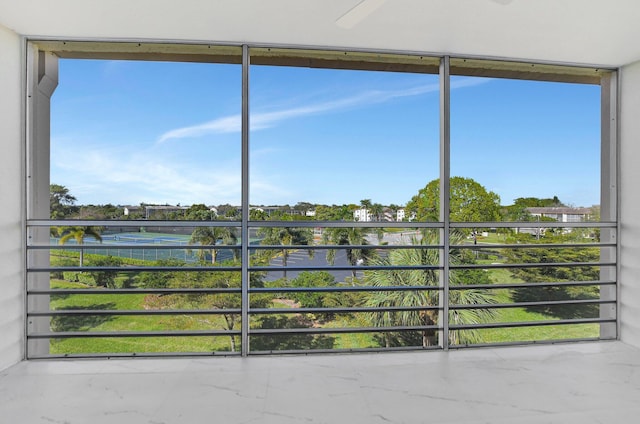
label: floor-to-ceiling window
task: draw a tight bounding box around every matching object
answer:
[26,42,616,358]
[447,63,613,346]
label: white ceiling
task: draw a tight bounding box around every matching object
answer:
[1,0,639,67]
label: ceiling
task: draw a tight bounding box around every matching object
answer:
[1,0,639,68]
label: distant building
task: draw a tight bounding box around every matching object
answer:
[123,206,142,216]
[526,207,594,222]
[142,205,189,219]
[519,206,595,236]
[125,205,189,219]
[354,208,371,222]
[382,207,395,222]
[395,208,416,222]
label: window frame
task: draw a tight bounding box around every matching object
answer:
[25,40,619,358]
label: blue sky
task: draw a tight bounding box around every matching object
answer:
[51,59,601,208]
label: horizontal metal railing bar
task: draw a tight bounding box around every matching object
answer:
[449,280,617,290]
[28,266,242,272]
[27,300,614,315]
[30,345,444,359]
[29,325,444,339]
[28,219,445,229]
[449,317,615,330]
[29,308,242,316]
[29,288,241,295]
[250,244,443,250]
[27,335,609,353]
[30,263,615,274]
[63,339,574,356]
[29,264,442,273]
[248,345,443,355]
[448,337,603,349]
[252,221,615,229]
[32,244,240,250]
[250,305,442,314]
[29,219,617,228]
[28,219,242,228]
[28,305,443,317]
[31,242,616,250]
[28,285,441,295]
[249,324,440,335]
[28,351,242,359]
[449,299,616,310]
[451,261,615,270]
[28,329,242,339]
[451,242,616,249]
[28,282,614,296]
[248,221,444,229]
[35,239,617,250]
[448,221,617,229]
[249,285,442,293]
[29,262,614,273]
[249,265,442,272]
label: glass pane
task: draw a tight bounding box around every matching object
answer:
[249,65,439,222]
[450,76,601,223]
[51,58,242,217]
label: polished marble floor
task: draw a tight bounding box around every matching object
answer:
[1,341,639,423]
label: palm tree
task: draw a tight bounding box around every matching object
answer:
[58,226,103,267]
[364,232,497,347]
[370,203,384,221]
[188,226,238,264]
[258,226,314,279]
[322,227,377,279]
[360,199,372,210]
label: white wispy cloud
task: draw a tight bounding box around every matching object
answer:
[52,142,241,205]
[156,78,490,144]
[157,115,242,143]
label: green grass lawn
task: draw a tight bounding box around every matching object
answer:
[48,257,600,355]
[458,266,599,344]
[475,309,599,344]
[323,314,378,350]
[50,279,237,354]
[474,231,509,244]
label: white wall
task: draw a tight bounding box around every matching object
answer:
[619,60,640,348]
[0,24,24,370]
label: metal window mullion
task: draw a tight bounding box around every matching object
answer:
[26,46,59,359]
[439,56,451,350]
[241,45,250,356]
[600,71,618,339]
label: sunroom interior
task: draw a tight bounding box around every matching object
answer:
[2,1,640,422]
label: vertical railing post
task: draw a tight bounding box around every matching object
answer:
[600,71,618,339]
[439,56,451,350]
[26,46,58,358]
[241,45,250,356]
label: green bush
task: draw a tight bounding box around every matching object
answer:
[62,271,95,285]
[87,256,123,288]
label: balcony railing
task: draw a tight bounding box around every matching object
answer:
[26,219,617,358]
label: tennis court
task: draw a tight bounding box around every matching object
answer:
[52,232,201,262]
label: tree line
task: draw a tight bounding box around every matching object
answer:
[48,177,601,351]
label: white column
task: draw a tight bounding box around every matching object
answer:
[0,24,25,370]
[619,61,640,347]
[599,72,617,339]
[26,46,58,357]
